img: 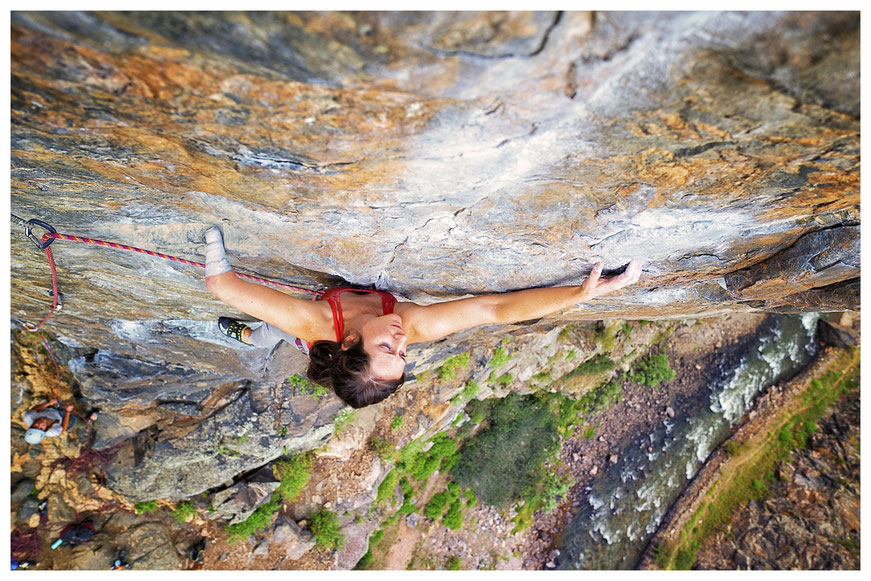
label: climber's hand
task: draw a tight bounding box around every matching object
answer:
[580,260,642,300]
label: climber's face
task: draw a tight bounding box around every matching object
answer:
[31,417,53,430]
[358,313,407,380]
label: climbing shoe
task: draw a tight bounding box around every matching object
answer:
[218,317,252,344]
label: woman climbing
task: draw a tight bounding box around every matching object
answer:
[204,226,642,409]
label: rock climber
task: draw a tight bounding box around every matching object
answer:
[204,226,642,409]
[23,398,97,445]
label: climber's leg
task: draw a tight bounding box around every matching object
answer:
[246,321,299,347]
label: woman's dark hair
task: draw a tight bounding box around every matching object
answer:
[307,337,405,408]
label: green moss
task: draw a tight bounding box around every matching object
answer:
[273,454,312,503]
[310,508,345,551]
[490,345,513,369]
[134,500,157,515]
[565,349,576,361]
[488,372,513,385]
[437,352,471,380]
[391,414,404,431]
[288,373,328,397]
[446,556,462,570]
[172,501,197,524]
[226,497,280,542]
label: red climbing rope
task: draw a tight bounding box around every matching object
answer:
[39,231,324,296]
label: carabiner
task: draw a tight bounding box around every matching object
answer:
[24,219,57,250]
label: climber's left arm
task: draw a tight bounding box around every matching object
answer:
[398,260,642,344]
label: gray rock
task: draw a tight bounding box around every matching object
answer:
[273,517,316,561]
[11,479,34,502]
[16,497,39,523]
[211,481,280,524]
[406,513,420,529]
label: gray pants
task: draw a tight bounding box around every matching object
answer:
[247,321,297,347]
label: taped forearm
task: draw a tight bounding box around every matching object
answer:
[205,226,233,277]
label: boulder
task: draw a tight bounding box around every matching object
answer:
[211,481,280,525]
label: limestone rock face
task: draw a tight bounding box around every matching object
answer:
[9,12,859,500]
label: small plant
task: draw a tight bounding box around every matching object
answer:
[488,372,513,385]
[446,556,462,570]
[310,508,345,551]
[376,470,398,506]
[370,436,396,461]
[226,497,280,542]
[172,501,197,524]
[437,352,471,380]
[134,500,157,515]
[273,454,312,503]
[442,496,464,530]
[288,374,327,397]
[391,414,404,431]
[490,345,512,369]
[565,349,576,361]
[630,352,676,388]
[397,477,417,514]
[452,379,480,406]
[334,408,357,435]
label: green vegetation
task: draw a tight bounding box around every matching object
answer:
[391,413,404,431]
[655,350,859,570]
[370,436,396,461]
[565,349,576,361]
[451,392,560,508]
[277,426,289,437]
[172,501,197,524]
[310,508,345,551]
[630,351,676,388]
[487,371,513,385]
[562,354,615,379]
[595,321,619,351]
[404,433,459,481]
[376,469,398,506]
[288,373,327,397]
[446,556,462,570]
[490,345,513,369]
[273,454,312,503]
[437,352,471,380]
[558,325,576,341]
[396,476,417,515]
[333,408,357,435]
[531,369,552,385]
[134,500,157,515]
[226,497,280,542]
[451,380,480,406]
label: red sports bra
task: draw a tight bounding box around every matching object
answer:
[297,288,398,353]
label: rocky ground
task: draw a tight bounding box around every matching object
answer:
[691,384,860,570]
[10,312,858,570]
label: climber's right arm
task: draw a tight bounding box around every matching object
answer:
[203,227,324,340]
